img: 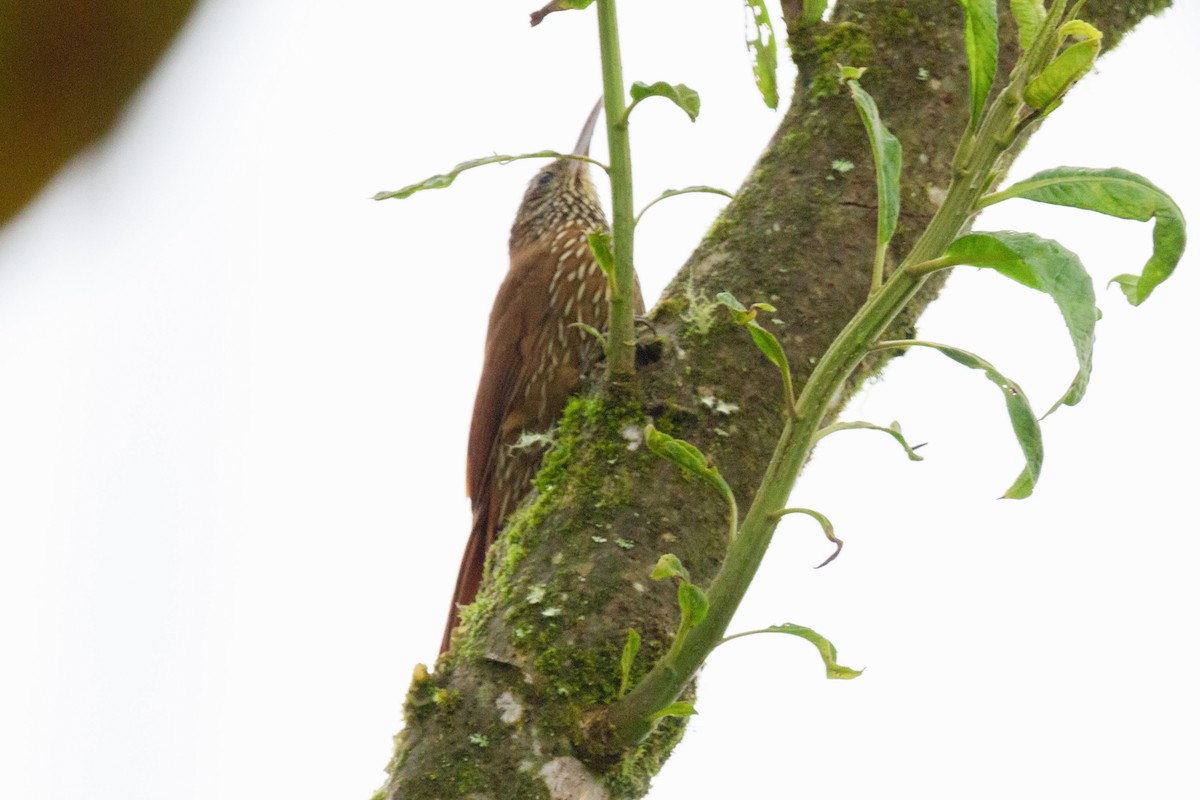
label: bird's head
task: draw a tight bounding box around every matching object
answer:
[511,100,607,245]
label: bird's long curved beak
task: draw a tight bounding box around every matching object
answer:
[572,97,604,157]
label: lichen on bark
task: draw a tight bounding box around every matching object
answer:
[377,2,1173,797]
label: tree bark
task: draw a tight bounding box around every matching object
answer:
[379,1,1173,797]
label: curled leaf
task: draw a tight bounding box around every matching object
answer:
[775,507,844,568]
[530,0,594,26]
[375,151,585,201]
[879,341,1043,499]
[647,701,697,721]
[814,420,925,461]
[943,231,1095,414]
[629,81,701,122]
[980,167,1186,306]
[1023,22,1102,111]
[634,186,733,227]
[723,624,863,679]
[644,424,732,501]
[645,423,739,540]
[650,553,690,583]
[763,624,863,679]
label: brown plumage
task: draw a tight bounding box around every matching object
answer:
[441,103,644,654]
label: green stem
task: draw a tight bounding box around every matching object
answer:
[601,22,1054,746]
[605,266,925,745]
[905,254,957,275]
[871,240,887,294]
[596,0,637,379]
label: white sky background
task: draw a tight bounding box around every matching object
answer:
[1,2,1196,798]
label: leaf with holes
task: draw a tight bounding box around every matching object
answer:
[743,0,778,109]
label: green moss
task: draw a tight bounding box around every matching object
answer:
[677,270,721,338]
[602,714,689,797]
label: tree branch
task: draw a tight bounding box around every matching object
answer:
[378,2,1174,797]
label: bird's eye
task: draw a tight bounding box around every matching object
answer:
[536,172,555,188]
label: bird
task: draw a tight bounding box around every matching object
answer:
[440,101,644,654]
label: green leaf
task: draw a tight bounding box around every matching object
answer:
[619,628,640,697]
[957,0,999,129]
[634,186,734,227]
[678,582,709,627]
[743,0,779,109]
[749,624,863,679]
[1023,23,1101,110]
[815,420,924,461]
[567,322,606,351]
[652,186,733,201]
[586,231,617,291]
[943,231,1095,414]
[644,424,732,500]
[629,81,701,122]
[802,0,829,24]
[650,553,690,583]
[847,80,902,250]
[647,701,697,722]
[775,507,844,568]
[374,150,569,201]
[899,341,1043,498]
[746,322,789,377]
[715,291,778,324]
[1010,0,1047,50]
[646,423,740,541]
[717,293,796,410]
[1058,19,1102,41]
[715,290,750,320]
[1109,274,1141,304]
[980,167,1186,306]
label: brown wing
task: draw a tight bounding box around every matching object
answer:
[442,243,549,653]
[442,233,644,653]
